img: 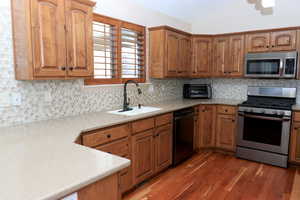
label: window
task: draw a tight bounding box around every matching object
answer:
[85,14,146,85]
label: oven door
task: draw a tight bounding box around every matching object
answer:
[237,112,291,155]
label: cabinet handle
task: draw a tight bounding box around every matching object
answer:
[60,66,66,71]
[107,134,111,138]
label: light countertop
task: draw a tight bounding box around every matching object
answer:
[0,98,242,200]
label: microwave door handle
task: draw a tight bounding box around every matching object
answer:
[238,113,290,121]
[280,59,284,76]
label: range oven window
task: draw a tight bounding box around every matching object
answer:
[247,59,281,75]
[243,115,282,146]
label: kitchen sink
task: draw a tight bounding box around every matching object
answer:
[108,106,161,116]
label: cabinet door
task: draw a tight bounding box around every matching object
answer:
[192,37,212,77]
[31,0,67,77]
[178,36,191,77]
[216,114,236,152]
[213,37,230,76]
[198,105,216,148]
[155,124,173,173]
[229,35,245,77]
[270,30,297,51]
[166,31,179,77]
[132,130,155,184]
[246,33,270,53]
[65,0,93,77]
[290,123,300,164]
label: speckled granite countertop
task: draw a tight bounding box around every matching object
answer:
[0,98,242,200]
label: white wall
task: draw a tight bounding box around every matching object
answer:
[94,0,192,32]
[190,0,300,34]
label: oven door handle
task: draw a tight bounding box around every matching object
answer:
[238,113,290,121]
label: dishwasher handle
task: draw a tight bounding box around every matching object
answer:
[174,113,195,121]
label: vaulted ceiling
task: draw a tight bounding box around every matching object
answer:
[130,0,300,34]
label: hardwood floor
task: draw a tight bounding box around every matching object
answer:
[124,152,298,200]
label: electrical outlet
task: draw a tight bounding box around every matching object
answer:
[10,93,22,106]
[0,92,10,107]
[61,193,78,200]
[148,85,154,93]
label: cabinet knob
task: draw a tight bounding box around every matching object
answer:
[60,66,66,71]
[69,67,74,71]
[232,120,235,122]
[107,134,111,138]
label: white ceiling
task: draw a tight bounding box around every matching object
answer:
[129,0,300,34]
[129,0,214,21]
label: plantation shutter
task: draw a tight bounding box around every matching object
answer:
[121,23,145,82]
[85,14,146,85]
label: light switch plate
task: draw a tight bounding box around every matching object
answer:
[62,193,78,200]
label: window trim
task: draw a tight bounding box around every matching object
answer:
[85,14,146,85]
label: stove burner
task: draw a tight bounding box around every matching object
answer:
[239,96,295,110]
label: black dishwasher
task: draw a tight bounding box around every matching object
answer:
[173,107,195,166]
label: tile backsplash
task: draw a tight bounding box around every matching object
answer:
[190,78,300,102]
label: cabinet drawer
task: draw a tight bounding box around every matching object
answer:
[293,112,300,122]
[96,138,130,158]
[155,113,173,127]
[132,118,155,134]
[82,124,130,147]
[217,105,236,115]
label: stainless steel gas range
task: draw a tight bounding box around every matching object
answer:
[236,86,297,168]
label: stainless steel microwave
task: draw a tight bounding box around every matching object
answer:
[245,51,298,78]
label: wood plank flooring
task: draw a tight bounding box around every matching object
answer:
[124,152,298,200]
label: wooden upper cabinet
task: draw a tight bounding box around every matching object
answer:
[166,31,180,77]
[270,30,297,51]
[11,0,95,80]
[246,30,297,53]
[191,37,212,77]
[213,36,230,76]
[65,0,94,77]
[229,35,245,77]
[149,26,191,78]
[31,0,67,77]
[178,36,191,77]
[246,32,270,53]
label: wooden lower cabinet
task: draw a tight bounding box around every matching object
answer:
[290,119,300,164]
[75,174,119,200]
[132,129,155,184]
[216,113,236,152]
[155,124,173,173]
[196,105,237,153]
[198,105,216,149]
